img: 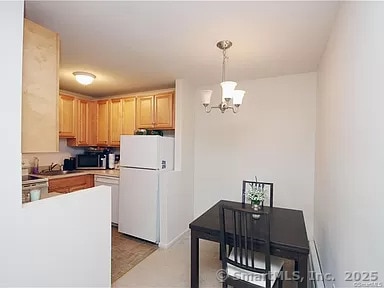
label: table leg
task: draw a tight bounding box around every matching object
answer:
[297,254,308,288]
[191,230,199,288]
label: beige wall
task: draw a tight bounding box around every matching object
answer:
[194,72,317,238]
[315,2,384,286]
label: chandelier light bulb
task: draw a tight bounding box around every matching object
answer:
[233,90,245,106]
[201,90,213,105]
[220,81,237,102]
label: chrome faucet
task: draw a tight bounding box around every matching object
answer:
[49,162,61,171]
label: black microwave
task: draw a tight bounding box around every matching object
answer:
[76,154,106,170]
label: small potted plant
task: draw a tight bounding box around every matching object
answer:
[246,185,266,211]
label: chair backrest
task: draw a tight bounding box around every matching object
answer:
[242,180,274,207]
[219,204,272,288]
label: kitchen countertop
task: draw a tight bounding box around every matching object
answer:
[31,169,120,180]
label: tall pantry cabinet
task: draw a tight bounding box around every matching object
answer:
[22,19,60,153]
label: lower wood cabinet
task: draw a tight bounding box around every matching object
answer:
[48,174,94,193]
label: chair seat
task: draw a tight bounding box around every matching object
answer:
[227,249,284,287]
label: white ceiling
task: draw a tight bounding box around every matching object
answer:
[25,1,339,97]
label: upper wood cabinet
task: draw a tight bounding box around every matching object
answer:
[66,91,174,147]
[136,92,174,129]
[22,19,60,153]
[109,99,122,146]
[96,100,109,145]
[59,94,76,138]
[76,99,89,145]
[136,95,154,129]
[122,97,136,135]
[88,101,98,146]
[154,93,174,129]
[67,98,97,147]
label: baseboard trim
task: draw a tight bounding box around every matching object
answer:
[159,228,189,249]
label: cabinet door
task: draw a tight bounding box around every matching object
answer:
[136,95,154,129]
[154,92,174,129]
[77,99,89,145]
[122,97,136,135]
[22,19,59,152]
[109,99,122,146]
[97,100,109,145]
[59,95,76,138]
[88,101,98,146]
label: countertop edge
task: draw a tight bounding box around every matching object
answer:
[31,169,120,180]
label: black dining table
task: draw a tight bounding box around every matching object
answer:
[189,200,309,288]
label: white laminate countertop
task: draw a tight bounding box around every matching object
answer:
[31,169,120,180]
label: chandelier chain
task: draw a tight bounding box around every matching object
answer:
[221,48,229,83]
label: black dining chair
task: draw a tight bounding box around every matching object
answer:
[219,205,284,288]
[242,180,274,208]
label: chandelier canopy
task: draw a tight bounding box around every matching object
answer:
[201,40,245,113]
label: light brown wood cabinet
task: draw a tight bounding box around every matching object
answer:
[154,92,174,129]
[109,99,123,146]
[22,19,60,153]
[136,92,174,129]
[76,99,89,145]
[88,101,98,146]
[59,94,76,138]
[122,97,136,135]
[96,97,136,147]
[67,98,97,147]
[48,174,94,193]
[96,100,109,145]
[136,95,154,129]
[66,91,173,147]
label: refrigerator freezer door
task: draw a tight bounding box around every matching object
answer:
[120,135,160,169]
[118,168,159,243]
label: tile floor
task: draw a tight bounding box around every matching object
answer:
[112,227,157,283]
[113,231,296,288]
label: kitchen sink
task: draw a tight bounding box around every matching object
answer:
[38,170,80,176]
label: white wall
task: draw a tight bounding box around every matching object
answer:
[159,79,195,247]
[194,73,316,238]
[22,139,84,169]
[315,2,384,286]
[0,2,111,286]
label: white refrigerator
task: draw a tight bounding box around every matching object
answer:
[118,135,174,243]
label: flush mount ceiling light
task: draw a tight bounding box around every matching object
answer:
[201,40,245,113]
[73,71,96,85]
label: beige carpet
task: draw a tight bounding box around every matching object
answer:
[111,227,158,283]
[113,231,296,288]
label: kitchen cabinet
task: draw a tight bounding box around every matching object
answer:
[154,92,174,129]
[96,100,109,145]
[67,99,97,147]
[94,175,119,225]
[96,96,136,147]
[67,98,97,147]
[88,101,98,146]
[76,99,89,145]
[136,92,174,129]
[109,98,122,146]
[48,174,94,193]
[122,97,136,135]
[22,18,60,153]
[59,94,76,138]
[136,95,154,129]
